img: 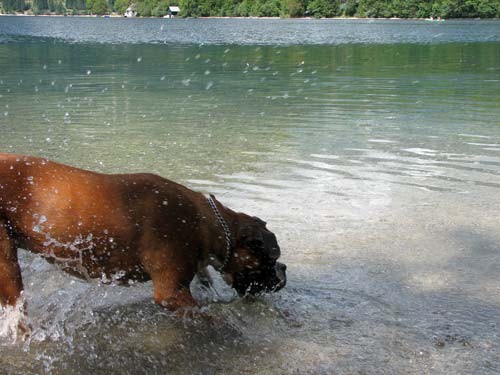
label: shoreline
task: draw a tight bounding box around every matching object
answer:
[1,13,499,21]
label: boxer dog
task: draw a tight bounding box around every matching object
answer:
[0,153,286,329]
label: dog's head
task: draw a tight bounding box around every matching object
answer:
[223,214,286,296]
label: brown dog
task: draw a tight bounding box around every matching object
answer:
[0,153,286,319]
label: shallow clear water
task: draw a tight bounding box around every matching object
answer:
[0,17,499,374]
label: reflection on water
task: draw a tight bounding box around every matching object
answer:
[1,16,500,45]
[1,21,500,374]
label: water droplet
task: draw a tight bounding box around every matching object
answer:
[86,70,91,75]
[137,57,142,62]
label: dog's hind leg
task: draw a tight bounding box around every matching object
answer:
[0,222,23,307]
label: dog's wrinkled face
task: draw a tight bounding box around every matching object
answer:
[225,216,286,296]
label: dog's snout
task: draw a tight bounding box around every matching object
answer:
[275,262,286,282]
[277,262,286,273]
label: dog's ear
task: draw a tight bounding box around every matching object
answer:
[263,231,280,259]
[252,216,267,226]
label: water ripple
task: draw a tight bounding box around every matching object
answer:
[1,17,500,45]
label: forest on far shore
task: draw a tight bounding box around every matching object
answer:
[1,0,499,19]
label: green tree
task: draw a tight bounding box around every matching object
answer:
[340,0,358,16]
[476,0,500,17]
[165,0,500,18]
[2,0,27,12]
[55,0,66,12]
[152,0,169,15]
[2,0,15,12]
[114,0,129,13]
[281,0,304,17]
[136,0,155,15]
[235,0,251,15]
[86,0,109,14]
[307,0,339,17]
[461,0,500,17]
[357,0,390,17]
[32,0,48,13]
[258,0,280,16]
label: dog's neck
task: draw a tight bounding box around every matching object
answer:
[205,195,234,272]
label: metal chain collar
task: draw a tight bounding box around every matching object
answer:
[206,195,232,271]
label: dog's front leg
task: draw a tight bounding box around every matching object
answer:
[0,223,30,340]
[151,271,197,311]
[144,260,198,311]
[140,243,200,315]
[152,279,197,311]
[0,224,23,307]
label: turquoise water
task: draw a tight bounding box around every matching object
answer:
[0,17,500,374]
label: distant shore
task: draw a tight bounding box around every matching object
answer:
[1,12,499,21]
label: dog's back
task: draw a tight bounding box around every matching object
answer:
[0,154,153,279]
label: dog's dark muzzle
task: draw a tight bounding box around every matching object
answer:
[274,262,287,291]
[234,262,287,296]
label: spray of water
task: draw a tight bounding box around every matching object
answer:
[0,293,29,343]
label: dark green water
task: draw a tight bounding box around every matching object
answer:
[0,17,499,375]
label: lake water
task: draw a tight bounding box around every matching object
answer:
[0,16,500,374]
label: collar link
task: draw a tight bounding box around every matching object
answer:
[206,194,233,271]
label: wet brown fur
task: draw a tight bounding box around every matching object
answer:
[0,153,279,313]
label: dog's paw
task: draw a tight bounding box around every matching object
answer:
[0,300,31,343]
[17,319,32,341]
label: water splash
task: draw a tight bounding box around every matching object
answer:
[0,295,28,343]
[191,265,238,305]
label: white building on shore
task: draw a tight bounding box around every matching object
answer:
[124,5,137,17]
[164,6,180,18]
